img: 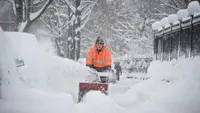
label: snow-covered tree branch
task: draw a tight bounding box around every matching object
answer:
[8,0,53,32]
[41,0,96,60]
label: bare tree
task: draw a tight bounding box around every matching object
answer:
[65,0,96,60]
[8,0,53,32]
[80,0,194,58]
[133,0,194,19]
[80,0,153,57]
[41,0,96,60]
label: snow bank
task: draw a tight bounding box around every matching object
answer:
[0,92,75,113]
[1,28,200,113]
[4,32,46,88]
[4,32,90,100]
[113,56,200,113]
[0,30,91,113]
[76,91,129,113]
[0,28,24,100]
[47,56,90,101]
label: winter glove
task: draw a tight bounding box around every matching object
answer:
[86,64,94,68]
[107,66,112,71]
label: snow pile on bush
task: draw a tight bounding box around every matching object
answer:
[177,9,189,20]
[187,1,200,16]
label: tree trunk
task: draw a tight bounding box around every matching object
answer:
[25,0,30,21]
[14,0,53,32]
[15,0,23,30]
[22,20,32,32]
[67,8,75,59]
[74,0,81,61]
[67,0,82,60]
[72,21,76,60]
[63,37,68,58]
[19,0,31,32]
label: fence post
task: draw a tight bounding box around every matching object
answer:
[161,27,165,62]
[153,31,157,61]
[178,19,182,58]
[169,23,173,61]
[190,15,194,57]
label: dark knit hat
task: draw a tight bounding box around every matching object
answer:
[96,36,104,44]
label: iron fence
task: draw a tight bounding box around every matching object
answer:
[154,13,200,61]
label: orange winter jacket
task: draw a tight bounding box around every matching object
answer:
[86,43,112,71]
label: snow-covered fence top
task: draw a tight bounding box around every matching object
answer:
[152,1,200,36]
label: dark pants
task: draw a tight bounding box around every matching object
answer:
[116,72,120,81]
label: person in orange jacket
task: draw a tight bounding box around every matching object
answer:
[86,36,112,72]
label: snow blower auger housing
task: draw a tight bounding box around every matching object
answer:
[78,82,108,102]
[77,69,114,102]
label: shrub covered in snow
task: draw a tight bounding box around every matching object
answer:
[120,57,153,73]
[152,21,162,31]
[177,9,189,20]
[160,17,170,27]
[168,14,178,24]
[187,1,200,16]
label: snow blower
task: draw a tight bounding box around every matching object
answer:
[77,68,115,102]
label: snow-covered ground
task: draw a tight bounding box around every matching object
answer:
[0,29,200,113]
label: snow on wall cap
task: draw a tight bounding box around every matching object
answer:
[160,17,170,27]
[182,16,191,22]
[187,1,200,16]
[177,9,189,20]
[152,21,162,31]
[158,27,163,32]
[194,12,200,17]
[173,21,180,25]
[168,14,178,24]
[164,24,170,29]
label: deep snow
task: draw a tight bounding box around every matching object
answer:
[0,29,200,113]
